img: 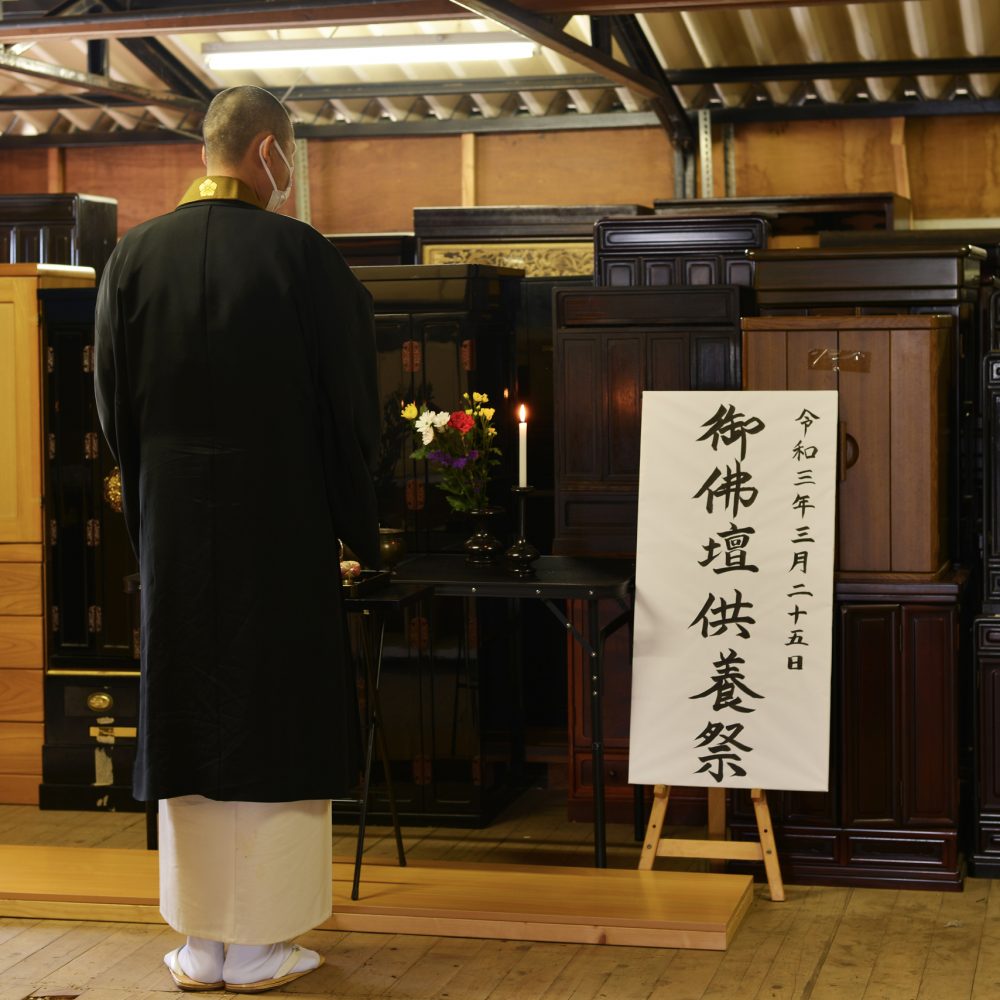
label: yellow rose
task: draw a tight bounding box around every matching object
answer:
[481,407,495,421]
[401,402,418,420]
[472,391,489,403]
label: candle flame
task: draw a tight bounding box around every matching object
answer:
[519,404,527,423]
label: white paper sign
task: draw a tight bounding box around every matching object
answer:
[628,391,838,792]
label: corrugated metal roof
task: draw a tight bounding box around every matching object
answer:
[0,0,996,142]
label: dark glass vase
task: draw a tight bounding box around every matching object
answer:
[464,507,503,566]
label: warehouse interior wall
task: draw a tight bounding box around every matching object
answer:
[0,114,995,237]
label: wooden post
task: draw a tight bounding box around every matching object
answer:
[889,117,914,225]
[461,133,476,208]
[46,148,65,194]
[639,784,785,902]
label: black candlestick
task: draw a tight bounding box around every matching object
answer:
[505,486,540,577]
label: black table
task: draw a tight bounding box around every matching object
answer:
[392,554,635,867]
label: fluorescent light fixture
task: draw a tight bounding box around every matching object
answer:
[203,33,536,71]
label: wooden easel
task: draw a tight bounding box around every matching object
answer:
[638,785,785,902]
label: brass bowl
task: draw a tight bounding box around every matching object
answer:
[379,527,405,570]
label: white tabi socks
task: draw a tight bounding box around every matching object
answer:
[168,936,225,983]
[223,941,323,989]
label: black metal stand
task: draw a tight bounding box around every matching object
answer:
[393,555,635,868]
[348,606,406,900]
[339,582,431,898]
[505,486,540,578]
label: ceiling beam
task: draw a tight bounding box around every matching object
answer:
[0,93,136,111]
[666,55,1000,86]
[710,98,1000,123]
[0,75,613,111]
[608,14,692,149]
[3,93,997,146]
[0,109,661,146]
[117,36,215,102]
[0,48,204,114]
[269,74,611,102]
[0,0,896,42]
[447,0,693,148]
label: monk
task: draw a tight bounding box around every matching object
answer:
[95,85,379,993]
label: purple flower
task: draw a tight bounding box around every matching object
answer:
[467,450,480,461]
[452,456,469,469]
[427,450,449,464]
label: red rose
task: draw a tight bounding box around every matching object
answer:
[449,410,475,434]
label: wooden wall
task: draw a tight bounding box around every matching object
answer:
[1,113,998,236]
[309,135,462,233]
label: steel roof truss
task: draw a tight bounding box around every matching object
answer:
[447,0,692,148]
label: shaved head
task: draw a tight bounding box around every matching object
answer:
[203,86,293,165]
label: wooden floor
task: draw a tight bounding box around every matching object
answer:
[0,789,997,999]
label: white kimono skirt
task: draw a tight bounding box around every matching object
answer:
[158,795,333,944]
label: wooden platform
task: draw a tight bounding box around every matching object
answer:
[0,844,753,951]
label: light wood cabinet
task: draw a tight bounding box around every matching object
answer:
[0,264,94,804]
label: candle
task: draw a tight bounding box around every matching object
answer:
[518,404,528,488]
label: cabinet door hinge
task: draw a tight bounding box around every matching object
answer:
[84,432,99,459]
[85,519,101,547]
[47,433,56,460]
[49,519,58,546]
[87,605,103,633]
[46,346,55,373]
[51,606,60,631]
[82,345,94,373]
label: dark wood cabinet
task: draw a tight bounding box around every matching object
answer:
[983,354,1000,609]
[552,286,745,557]
[594,215,768,289]
[41,290,138,671]
[553,285,743,822]
[37,288,140,811]
[325,233,416,267]
[414,204,652,278]
[348,264,526,824]
[653,193,910,235]
[972,617,1000,874]
[354,264,522,554]
[0,194,117,279]
[730,573,965,890]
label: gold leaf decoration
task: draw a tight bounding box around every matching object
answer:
[103,467,123,512]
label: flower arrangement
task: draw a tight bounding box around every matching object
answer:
[401,392,501,513]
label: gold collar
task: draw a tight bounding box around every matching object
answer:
[177,175,266,210]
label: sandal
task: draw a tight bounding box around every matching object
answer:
[225,944,325,994]
[164,947,225,992]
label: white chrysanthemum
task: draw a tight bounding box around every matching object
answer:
[415,410,436,445]
[431,411,451,430]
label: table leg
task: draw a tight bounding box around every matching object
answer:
[589,597,607,868]
[353,614,380,901]
[370,616,406,868]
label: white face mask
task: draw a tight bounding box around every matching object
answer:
[258,138,293,212]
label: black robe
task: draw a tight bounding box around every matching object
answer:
[95,176,379,802]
